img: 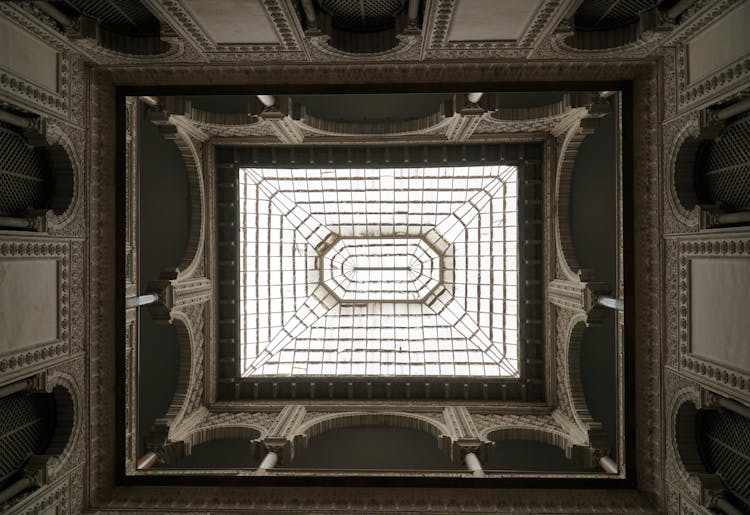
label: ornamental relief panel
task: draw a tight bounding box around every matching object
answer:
[676,233,750,401]
[672,0,750,114]
[662,113,702,235]
[0,238,74,384]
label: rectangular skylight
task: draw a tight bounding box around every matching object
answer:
[238,166,519,377]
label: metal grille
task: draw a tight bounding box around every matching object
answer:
[58,0,161,33]
[698,114,750,210]
[238,165,519,377]
[320,0,405,30]
[574,0,658,30]
[0,126,50,216]
[0,393,55,490]
[698,410,750,512]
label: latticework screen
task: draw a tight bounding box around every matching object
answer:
[0,126,50,216]
[698,409,750,512]
[0,392,55,490]
[238,166,519,378]
[698,113,750,211]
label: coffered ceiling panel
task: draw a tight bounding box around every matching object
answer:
[181,0,279,44]
[448,0,544,41]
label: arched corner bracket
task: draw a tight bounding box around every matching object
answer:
[554,106,609,284]
[554,311,610,461]
[146,105,208,282]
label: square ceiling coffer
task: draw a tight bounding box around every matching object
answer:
[238,166,520,378]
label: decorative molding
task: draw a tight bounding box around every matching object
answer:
[422,0,576,60]
[0,239,72,384]
[673,0,750,112]
[632,68,663,500]
[676,234,750,399]
[0,5,72,118]
[143,0,307,61]
[4,472,71,515]
[442,406,493,462]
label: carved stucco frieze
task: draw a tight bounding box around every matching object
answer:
[87,70,116,505]
[633,69,663,500]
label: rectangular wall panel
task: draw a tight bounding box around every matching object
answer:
[0,16,58,92]
[687,2,750,84]
[690,257,750,373]
[0,259,58,353]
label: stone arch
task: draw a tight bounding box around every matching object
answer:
[299,412,450,444]
[554,117,599,282]
[566,318,606,440]
[666,117,703,228]
[485,426,577,459]
[157,126,205,282]
[182,425,262,457]
[552,4,670,55]
[0,120,81,232]
[667,386,722,506]
[37,122,82,232]
[161,311,195,431]
[34,371,82,482]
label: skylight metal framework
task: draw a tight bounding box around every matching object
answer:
[238,165,519,378]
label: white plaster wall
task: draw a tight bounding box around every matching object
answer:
[687,1,750,83]
[0,259,58,353]
[690,257,750,373]
[0,16,58,91]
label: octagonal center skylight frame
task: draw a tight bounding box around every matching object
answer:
[320,236,444,304]
[237,164,520,378]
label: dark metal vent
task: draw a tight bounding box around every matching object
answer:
[0,392,55,490]
[698,409,750,512]
[0,126,51,216]
[320,0,405,31]
[57,0,161,34]
[574,0,659,30]
[697,114,750,211]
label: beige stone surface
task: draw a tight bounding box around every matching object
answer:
[0,16,58,91]
[690,257,750,372]
[687,1,750,83]
[448,0,543,41]
[182,0,279,44]
[0,259,58,353]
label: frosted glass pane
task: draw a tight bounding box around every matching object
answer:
[238,166,519,377]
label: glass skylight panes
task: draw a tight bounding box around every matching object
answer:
[238,166,519,377]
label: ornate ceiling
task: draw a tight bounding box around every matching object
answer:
[0,0,749,513]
